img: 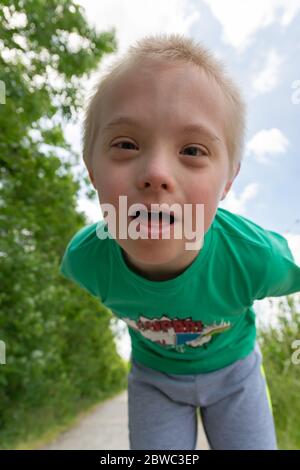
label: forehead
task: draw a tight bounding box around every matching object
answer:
[99,58,228,138]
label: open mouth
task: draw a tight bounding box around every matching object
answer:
[129,210,175,225]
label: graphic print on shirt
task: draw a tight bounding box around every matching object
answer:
[122,315,232,353]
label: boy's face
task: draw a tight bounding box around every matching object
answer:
[88,58,240,281]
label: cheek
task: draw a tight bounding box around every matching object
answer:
[95,163,128,199]
[186,176,220,205]
[198,166,227,200]
[185,177,222,228]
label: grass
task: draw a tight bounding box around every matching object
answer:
[1,386,127,450]
[258,295,300,450]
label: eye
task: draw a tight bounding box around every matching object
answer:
[181,145,208,157]
[112,140,137,150]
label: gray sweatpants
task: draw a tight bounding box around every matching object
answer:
[127,341,278,450]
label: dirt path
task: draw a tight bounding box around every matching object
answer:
[39,390,210,450]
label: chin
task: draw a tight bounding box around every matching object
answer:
[121,239,180,263]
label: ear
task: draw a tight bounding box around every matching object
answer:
[221,162,241,201]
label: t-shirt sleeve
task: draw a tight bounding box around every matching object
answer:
[59,223,108,302]
[256,230,300,299]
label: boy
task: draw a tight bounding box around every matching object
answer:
[59,33,300,450]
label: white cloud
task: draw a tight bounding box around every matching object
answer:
[246,128,289,164]
[219,182,260,215]
[77,0,199,37]
[251,49,283,96]
[201,0,300,52]
[76,0,200,78]
[280,0,300,26]
[284,232,300,266]
[77,192,102,224]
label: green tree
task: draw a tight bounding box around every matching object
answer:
[0,0,127,448]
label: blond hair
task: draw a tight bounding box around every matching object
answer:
[82,33,247,179]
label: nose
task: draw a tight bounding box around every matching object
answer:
[136,150,176,192]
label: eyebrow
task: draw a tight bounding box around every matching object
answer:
[102,116,222,144]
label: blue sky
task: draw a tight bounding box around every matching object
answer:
[194,1,300,236]
[64,0,300,358]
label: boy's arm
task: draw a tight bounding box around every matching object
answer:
[256,230,300,300]
[59,245,99,298]
[59,223,108,302]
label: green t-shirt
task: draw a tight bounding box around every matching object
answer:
[59,207,300,374]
